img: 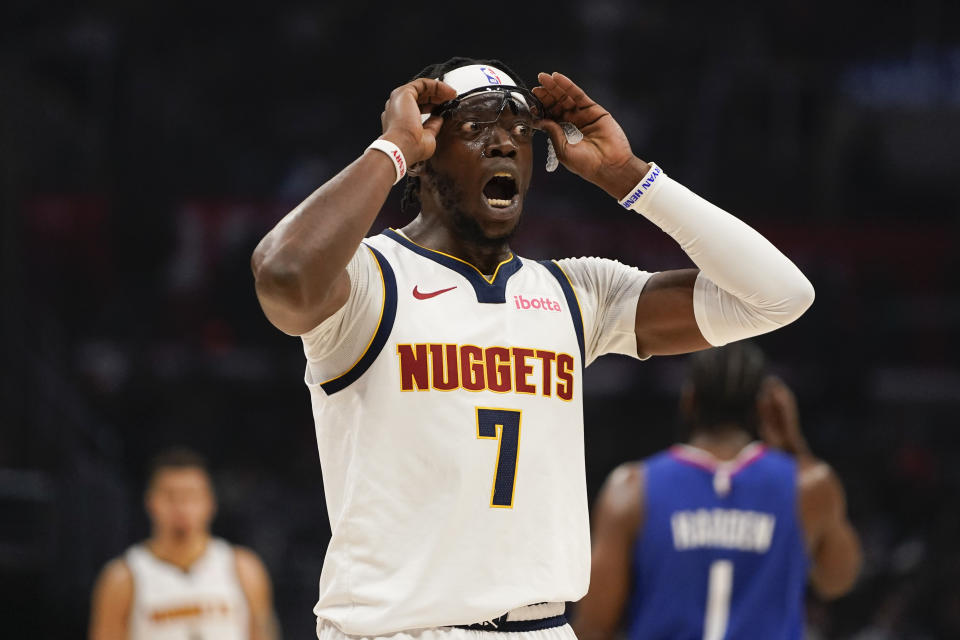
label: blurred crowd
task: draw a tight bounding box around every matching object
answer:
[2,1,958,638]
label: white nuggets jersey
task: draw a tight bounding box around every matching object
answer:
[302,229,651,636]
[125,538,249,640]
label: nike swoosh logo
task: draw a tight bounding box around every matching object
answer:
[413,285,457,300]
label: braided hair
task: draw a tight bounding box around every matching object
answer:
[399,57,527,214]
[686,342,768,436]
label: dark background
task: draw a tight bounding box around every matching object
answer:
[2,1,959,638]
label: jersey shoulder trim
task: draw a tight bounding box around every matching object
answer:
[320,243,398,394]
[667,442,767,476]
[382,228,521,303]
[539,259,585,365]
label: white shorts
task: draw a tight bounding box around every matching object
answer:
[316,604,576,640]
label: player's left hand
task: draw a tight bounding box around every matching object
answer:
[532,72,649,199]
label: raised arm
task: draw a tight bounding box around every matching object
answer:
[532,72,813,358]
[235,547,280,640]
[89,558,133,640]
[571,463,644,640]
[758,377,862,599]
[251,79,456,335]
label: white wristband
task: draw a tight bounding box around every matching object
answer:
[367,139,407,185]
[618,163,664,211]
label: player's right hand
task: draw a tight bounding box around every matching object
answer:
[380,78,457,166]
[757,376,811,458]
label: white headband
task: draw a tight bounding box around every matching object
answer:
[421,64,526,124]
[439,64,517,94]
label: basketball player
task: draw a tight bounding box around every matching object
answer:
[571,344,861,640]
[251,57,816,639]
[89,449,278,640]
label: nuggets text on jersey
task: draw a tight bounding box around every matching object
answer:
[396,343,575,399]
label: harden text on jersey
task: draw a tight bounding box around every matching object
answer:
[396,343,575,399]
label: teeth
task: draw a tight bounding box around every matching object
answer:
[487,198,513,208]
[493,172,514,179]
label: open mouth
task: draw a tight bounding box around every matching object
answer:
[482,172,519,208]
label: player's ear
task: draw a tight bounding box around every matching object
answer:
[143,487,156,518]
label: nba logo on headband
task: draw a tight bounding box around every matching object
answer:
[479,66,502,85]
[441,64,516,95]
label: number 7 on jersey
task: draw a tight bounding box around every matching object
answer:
[476,408,522,508]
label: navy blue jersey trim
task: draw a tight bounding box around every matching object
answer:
[382,228,521,304]
[319,244,397,395]
[453,614,567,632]
[540,260,585,366]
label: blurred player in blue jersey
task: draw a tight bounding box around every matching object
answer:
[572,343,861,640]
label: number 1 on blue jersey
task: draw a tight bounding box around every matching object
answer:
[476,408,522,508]
[704,560,733,640]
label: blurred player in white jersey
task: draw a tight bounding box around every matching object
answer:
[89,448,278,640]
[251,56,816,640]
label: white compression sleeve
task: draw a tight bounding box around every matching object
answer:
[621,165,815,346]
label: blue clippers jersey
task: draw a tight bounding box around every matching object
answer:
[626,444,808,640]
